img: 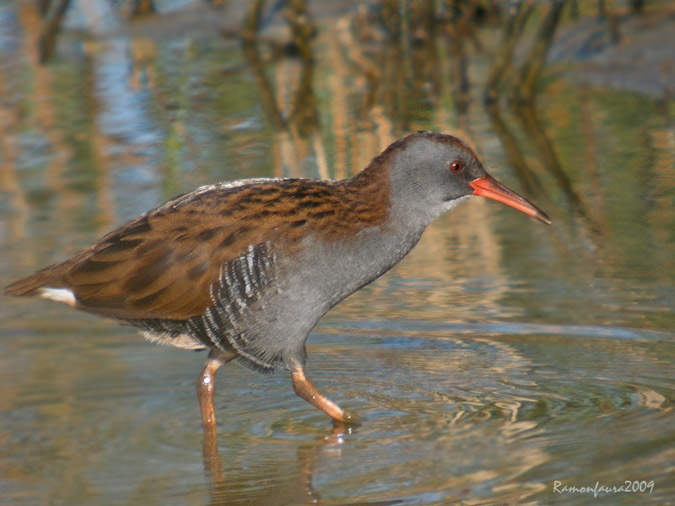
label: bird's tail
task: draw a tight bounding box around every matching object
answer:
[5,264,64,297]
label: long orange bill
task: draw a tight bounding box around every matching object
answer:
[470,175,551,225]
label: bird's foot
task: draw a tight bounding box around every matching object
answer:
[334,408,361,426]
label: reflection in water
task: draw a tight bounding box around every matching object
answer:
[195,328,559,505]
[1,1,673,505]
[204,425,370,506]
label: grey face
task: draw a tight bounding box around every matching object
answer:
[387,134,487,224]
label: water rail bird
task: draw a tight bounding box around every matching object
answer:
[6,132,550,429]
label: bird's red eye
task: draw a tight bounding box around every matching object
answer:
[450,161,463,173]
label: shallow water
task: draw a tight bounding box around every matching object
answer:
[1,2,673,505]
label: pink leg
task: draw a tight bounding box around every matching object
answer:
[197,349,236,431]
[291,368,360,425]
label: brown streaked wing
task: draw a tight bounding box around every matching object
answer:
[59,185,307,321]
[7,176,390,321]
